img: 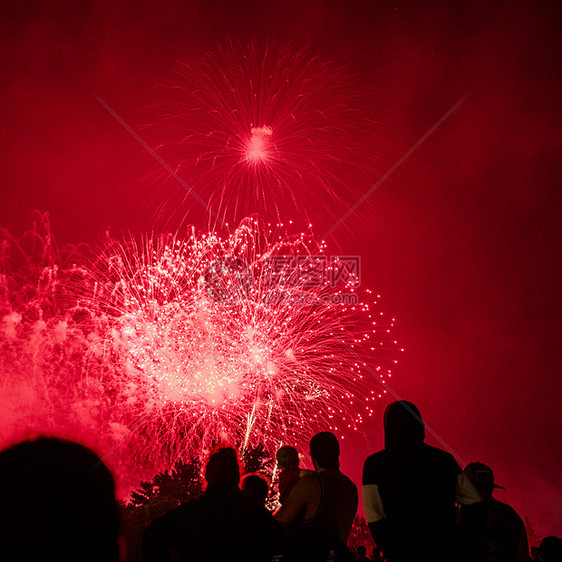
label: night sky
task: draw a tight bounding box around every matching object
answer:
[1,1,560,536]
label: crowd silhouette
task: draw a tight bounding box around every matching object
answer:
[0,401,559,561]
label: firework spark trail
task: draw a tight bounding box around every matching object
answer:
[84,217,397,465]
[0,215,136,481]
[1,37,395,489]
[0,215,397,485]
[147,41,380,227]
[0,214,397,489]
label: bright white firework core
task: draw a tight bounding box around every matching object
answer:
[246,125,273,163]
[85,218,397,457]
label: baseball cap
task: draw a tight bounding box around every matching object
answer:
[464,462,505,489]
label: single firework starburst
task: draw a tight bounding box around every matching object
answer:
[147,41,380,228]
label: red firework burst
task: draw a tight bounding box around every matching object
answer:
[0,215,398,490]
[146,41,380,227]
[86,218,397,467]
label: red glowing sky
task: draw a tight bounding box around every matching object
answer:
[1,1,560,536]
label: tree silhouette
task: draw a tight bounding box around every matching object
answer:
[130,457,202,508]
[125,457,203,562]
[124,445,274,561]
[241,443,272,474]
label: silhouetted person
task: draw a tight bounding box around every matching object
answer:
[362,400,461,561]
[272,432,357,561]
[538,536,562,562]
[276,445,302,504]
[356,544,370,561]
[275,432,358,543]
[456,462,531,562]
[241,473,269,507]
[143,446,280,562]
[0,437,120,561]
[371,546,384,561]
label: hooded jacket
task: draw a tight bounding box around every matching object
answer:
[362,401,461,562]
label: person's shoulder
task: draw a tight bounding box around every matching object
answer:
[333,470,358,493]
[363,449,387,467]
[339,470,357,484]
[363,450,388,470]
[164,498,200,521]
[242,502,279,524]
[362,450,388,484]
[292,470,321,494]
[491,499,524,521]
[144,499,198,538]
[278,471,321,509]
[421,444,461,471]
[342,473,359,500]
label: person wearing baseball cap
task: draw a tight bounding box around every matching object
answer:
[464,462,505,490]
[457,462,530,562]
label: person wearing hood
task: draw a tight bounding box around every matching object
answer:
[362,401,462,561]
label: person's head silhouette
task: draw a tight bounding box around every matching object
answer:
[0,437,120,561]
[383,400,425,451]
[204,446,240,490]
[309,431,340,470]
[539,536,562,562]
[241,473,269,507]
[276,445,299,470]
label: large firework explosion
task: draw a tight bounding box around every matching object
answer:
[0,43,394,494]
[0,214,396,490]
[147,41,380,227]
[87,216,396,462]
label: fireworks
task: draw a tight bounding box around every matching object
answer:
[1,42,397,491]
[0,214,131,475]
[148,41,379,227]
[0,216,396,486]
[88,217,395,463]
